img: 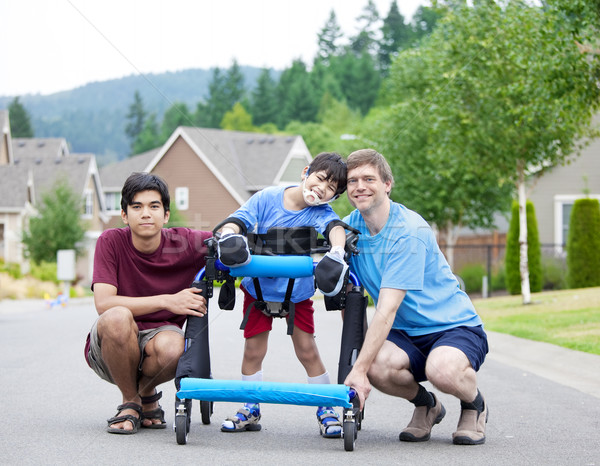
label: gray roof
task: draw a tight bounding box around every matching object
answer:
[12,137,69,160]
[99,148,160,190]
[170,127,307,202]
[0,165,32,209]
[14,153,94,204]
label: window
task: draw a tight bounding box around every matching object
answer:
[175,187,189,211]
[104,192,121,213]
[83,189,93,217]
[554,194,600,253]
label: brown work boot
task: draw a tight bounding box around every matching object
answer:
[452,398,488,445]
[399,393,446,442]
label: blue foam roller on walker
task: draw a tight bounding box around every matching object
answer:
[227,255,314,278]
[176,378,353,408]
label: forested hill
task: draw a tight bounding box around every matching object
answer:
[0,66,267,165]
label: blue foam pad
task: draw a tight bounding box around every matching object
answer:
[227,255,314,278]
[177,378,352,408]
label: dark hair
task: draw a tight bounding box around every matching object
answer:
[121,172,170,213]
[307,152,347,196]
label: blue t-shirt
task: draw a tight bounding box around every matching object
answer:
[344,200,482,336]
[231,185,339,302]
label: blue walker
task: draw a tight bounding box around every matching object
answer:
[173,226,368,451]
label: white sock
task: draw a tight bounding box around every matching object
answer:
[307,371,331,385]
[242,370,263,382]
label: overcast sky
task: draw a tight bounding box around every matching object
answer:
[0,0,426,97]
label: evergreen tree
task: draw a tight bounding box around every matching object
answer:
[250,68,279,126]
[133,113,160,154]
[567,198,600,288]
[224,59,246,110]
[8,97,34,137]
[317,10,343,64]
[125,91,147,152]
[350,0,381,57]
[196,61,246,129]
[161,102,192,140]
[379,1,413,74]
[276,59,319,128]
[411,5,443,42]
[22,179,87,264]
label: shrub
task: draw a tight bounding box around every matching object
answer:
[457,263,486,293]
[567,198,600,288]
[505,200,543,294]
[542,256,567,290]
[29,261,59,284]
[491,264,506,291]
[0,261,22,279]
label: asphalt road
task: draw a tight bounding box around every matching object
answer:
[0,296,598,465]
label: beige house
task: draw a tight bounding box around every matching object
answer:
[0,129,108,282]
[100,127,313,230]
[527,115,600,252]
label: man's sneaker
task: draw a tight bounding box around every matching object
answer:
[399,393,446,442]
[221,404,262,432]
[316,407,342,438]
[452,398,488,445]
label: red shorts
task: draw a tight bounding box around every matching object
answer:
[241,286,315,338]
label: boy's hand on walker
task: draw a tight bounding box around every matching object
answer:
[218,233,251,267]
[315,246,348,296]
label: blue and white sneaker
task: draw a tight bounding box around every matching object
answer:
[317,406,342,438]
[221,403,262,432]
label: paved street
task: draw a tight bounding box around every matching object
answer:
[0,295,599,465]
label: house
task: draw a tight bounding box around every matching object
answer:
[527,114,600,252]
[0,132,107,283]
[100,127,313,230]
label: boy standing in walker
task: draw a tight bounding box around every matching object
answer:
[216,152,348,437]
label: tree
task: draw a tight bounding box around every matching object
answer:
[250,68,279,126]
[350,0,381,57]
[221,102,255,131]
[567,198,600,288]
[161,102,192,140]
[125,91,147,153]
[22,180,87,264]
[378,1,413,74]
[195,61,247,128]
[132,113,160,154]
[317,10,343,64]
[276,59,319,128]
[505,200,542,295]
[379,0,600,303]
[8,97,34,137]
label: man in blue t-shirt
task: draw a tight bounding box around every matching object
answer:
[343,149,489,445]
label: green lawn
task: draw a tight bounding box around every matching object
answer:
[473,287,600,355]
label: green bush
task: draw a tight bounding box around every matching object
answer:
[505,200,543,294]
[542,256,567,290]
[457,263,486,293]
[29,261,58,284]
[567,198,600,288]
[0,261,22,279]
[491,264,506,291]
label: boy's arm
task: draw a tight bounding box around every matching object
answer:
[93,283,207,317]
[315,224,349,296]
[215,217,251,267]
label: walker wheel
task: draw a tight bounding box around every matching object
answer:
[343,420,356,451]
[200,400,213,425]
[175,413,188,445]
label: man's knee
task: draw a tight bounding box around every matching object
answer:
[97,306,136,341]
[425,346,470,387]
